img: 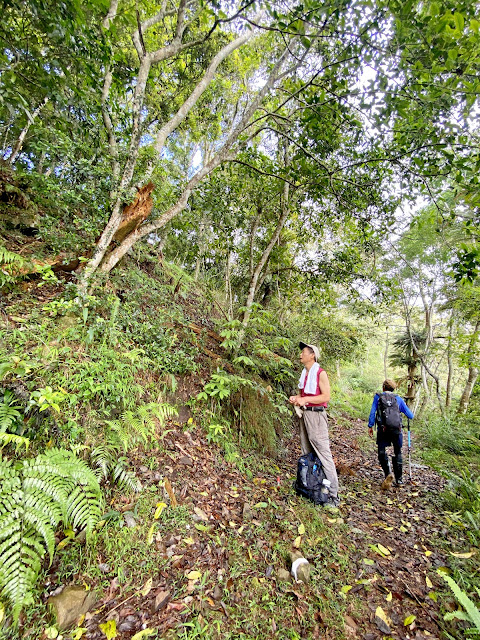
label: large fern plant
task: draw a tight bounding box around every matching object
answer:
[0,448,103,622]
[105,402,177,451]
[0,390,23,434]
[440,571,480,637]
[0,246,24,288]
[90,402,177,492]
[0,390,29,452]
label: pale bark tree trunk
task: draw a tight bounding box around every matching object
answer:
[410,331,444,417]
[98,47,290,275]
[446,316,455,408]
[79,7,259,289]
[225,250,233,320]
[457,319,480,414]
[194,218,206,281]
[249,207,261,279]
[404,296,444,417]
[8,97,48,164]
[383,326,389,379]
[241,178,290,328]
[458,367,479,415]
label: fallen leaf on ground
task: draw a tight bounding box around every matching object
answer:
[450,550,476,558]
[141,577,153,596]
[99,620,117,640]
[131,630,156,639]
[187,570,202,581]
[194,506,209,521]
[154,502,168,519]
[164,478,177,507]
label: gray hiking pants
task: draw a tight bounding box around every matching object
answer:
[300,410,339,498]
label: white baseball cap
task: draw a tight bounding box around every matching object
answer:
[299,342,320,361]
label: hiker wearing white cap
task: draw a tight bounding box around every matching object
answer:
[288,342,340,506]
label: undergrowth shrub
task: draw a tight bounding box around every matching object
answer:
[420,415,480,457]
[439,571,480,637]
[111,266,208,373]
[0,245,24,289]
[230,387,288,456]
[331,380,372,419]
[418,415,480,546]
[49,344,148,418]
[89,402,177,492]
[0,448,103,622]
[196,369,289,456]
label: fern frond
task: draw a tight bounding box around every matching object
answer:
[42,448,103,496]
[112,462,141,493]
[0,390,23,434]
[105,402,177,452]
[0,524,42,621]
[91,443,116,480]
[0,246,24,288]
[66,485,103,538]
[440,572,480,632]
[0,450,103,623]
[0,432,29,451]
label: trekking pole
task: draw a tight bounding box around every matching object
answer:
[407,418,412,482]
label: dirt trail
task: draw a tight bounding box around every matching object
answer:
[70,415,461,640]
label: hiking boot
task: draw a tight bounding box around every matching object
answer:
[325,495,340,508]
[381,473,394,491]
[392,458,403,486]
[395,478,404,486]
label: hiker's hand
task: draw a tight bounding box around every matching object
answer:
[288,395,298,404]
[368,427,373,438]
[296,397,308,407]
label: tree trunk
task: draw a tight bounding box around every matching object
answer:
[8,97,48,164]
[445,317,454,408]
[405,362,417,408]
[194,218,206,281]
[458,367,479,415]
[79,21,258,289]
[241,179,290,328]
[457,319,480,414]
[97,48,290,276]
[383,326,389,379]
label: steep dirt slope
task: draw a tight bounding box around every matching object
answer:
[37,415,473,640]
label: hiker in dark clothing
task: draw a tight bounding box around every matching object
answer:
[368,379,414,486]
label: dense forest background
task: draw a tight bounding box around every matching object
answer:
[0,1,479,638]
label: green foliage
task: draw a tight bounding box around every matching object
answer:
[0,448,103,622]
[90,402,177,493]
[0,246,24,288]
[390,330,427,369]
[420,415,480,457]
[0,390,23,434]
[197,370,253,403]
[418,414,480,544]
[104,402,177,452]
[28,386,66,413]
[439,571,480,636]
[90,444,141,494]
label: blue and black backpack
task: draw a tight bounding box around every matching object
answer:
[294,452,330,505]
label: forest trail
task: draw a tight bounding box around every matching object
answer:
[51,415,462,640]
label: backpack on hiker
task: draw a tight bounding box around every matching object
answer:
[294,452,330,505]
[376,391,403,434]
